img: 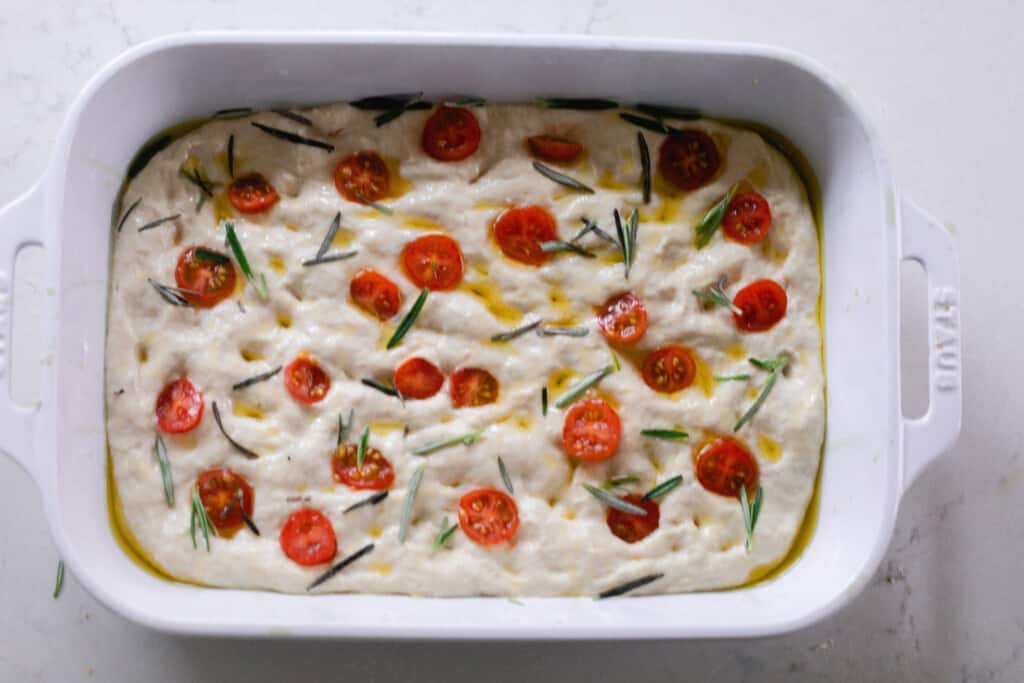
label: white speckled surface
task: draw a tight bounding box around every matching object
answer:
[0,0,1018,681]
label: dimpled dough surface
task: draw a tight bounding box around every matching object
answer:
[105,103,824,596]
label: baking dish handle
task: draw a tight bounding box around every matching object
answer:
[900,198,962,492]
[0,182,44,481]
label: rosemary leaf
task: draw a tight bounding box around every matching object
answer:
[343,490,388,514]
[53,560,65,599]
[638,132,651,204]
[554,363,617,409]
[541,387,548,416]
[306,543,375,591]
[211,401,259,459]
[490,318,543,342]
[398,465,425,543]
[228,489,260,536]
[356,426,369,470]
[302,251,358,267]
[361,378,400,398]
[694,183,740,249]
[227,134,235,178]
[224,222,269,301]
[349,190,394,215]
[498,456,514,494]
[635,103,702,121]
[734,354,790,431]
[597,573,664,599]
[532,161,594,194]
[537,97,619,110]
[583,483,648,515]
[619,112,673,135]
[640,429,689,441]
[412,431,482,456]
[537,325,589,338]
[194,247,229,264]
[572,218,618,245]
[154,434,174,506]
[448,96,486,108]
[116,198,141,233]
[693,275,742,315]
[603,474,641,490]
[338,408,354,447]
[272,108,313,126]
[231,366,282,391]
[250,122,335,152]
[374,97,426,127]
[214,107,253,118]
[433,516,458,550]
[351,93,423,109]
[387,288,429,349]
[190,486,214,551]
[137,214,181,233]
[539,240,596,258]
[715,374,751,382]
[741,485,764,551]
[613,209,638,279]
[643,475,683,501]
[147,278,193,307]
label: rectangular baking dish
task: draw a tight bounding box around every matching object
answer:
[0,32,962,639]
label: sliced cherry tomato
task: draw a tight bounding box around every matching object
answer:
[492,206,558,266]
[694,436,759,498]
[350,269,402,320]
[596,292,648,344]
[658,130,720,191]
[279,508,337,566]
[394,357,444,400]
[196,467,254,534]
[155,377,204,434]
[401,234,464,290]
[422,106,481,162]
[733,279,788,332]
[561,398,622,462]
[458,487,520,546]
[333,150,390,204]
[606,494,660,543]
[332,443,395,490]
[174,246,237,308]
[450,367,499,408]
[527,135,583,163]
[227,172,279,214]
[284,354,331,404]
[642,346,697,394]
[722,191,773,244]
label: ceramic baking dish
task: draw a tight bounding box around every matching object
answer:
[0,32,961,639]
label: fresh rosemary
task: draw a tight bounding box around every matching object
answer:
[231,366,282,391]
[536,97,619,110]
[250,122,335,152]
[638,132,651,204]
[640,429,689,441]
[613,209,639,279]
[154,434,174,506]
[537,325,589,338]
[350,93,427,110]
[490,318,544,342]
[634,103,701,121]
[643,475,683,502]
[116,197,141,233]
[693,275,742,315]
[541,387,548,416]
[360,378,402,399]
[224,222,269,301]
[498,456,514,494]
[583,483,648,515]
[53,560,65,599]
[306,543,375,591]
[740,485,764,551]
[572,218,618,245]
[532,161,595,194]
[213,107,253,118]
[147,278,195,307]
[694,182,740,249]
[226,134,235,178]
[343,490,388,514]
[211,401,259,459]
[412,431,482,456]
[386,288,429,349]
[539,240,596,258]
[603,474,641,490]
[189,486,216,551]
[356,426,370,470]
[734,354,791,431]
[272,108,313,126]
[714,374,751,382]
[597,573,664,599]
[137,214,181,233]
[338,408,354,447]
[398,465,425,543]
[553,359,618,409]
[433,516,458,550]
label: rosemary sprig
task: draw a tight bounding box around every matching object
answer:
[189,486,216,551]
[306,543,375,591]
[541,387,548,416]
[498,456,514,494]
[619,112,676,135]
[226,489,261,536]
[147,278,195,307]
[224,222,269,301]
[447,96,486,108]
[137,214,181,233]
[272,108,313,126]
[740,485,764,551]
[640,429,688,441]
[302,251,358,267]
[537,325,589,338]
[715,374,751,382]
[638,132,651,204]
[211,401,259,459]
[226,134,235,178]
[343,490,388,514]
[53,560,65,599]
[490,318,544,342]
[348,190,394,215]
[553,360,618,409]
[634,103,701,121]
[734,354,790,431]
[643,475,683,501]
[116,197,141,232]
[537,97,619,110]
[532,161,594,194]
[350,93,427,110]
[213,107,253,118]
[338,408,354,446]
[374,97,429,127]
[572,218,618,245]
[693,275,742,315]
[398,465,425,543]
[412,430,482,456]
[361,378,402,399]
[180,159,215,198]
[387,288,429,349]
[583,483,648,515]
[613,209,640,279]
[231,366,282,391]
[603,474,641,490]
[539,240,596,258]
[194,248,229,264]
[356,426,370,470]
[154,434,174,506]
[694,183,740,249]
[597,573,664,599]
[433,516,458,550]
[250,122,335,152]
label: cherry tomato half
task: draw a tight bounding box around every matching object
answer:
[284,354,331,404]
[394,357,444,400]
[458,487,520,546]
[562,398,622,462]
[606,493,660,543]
[279,508,337,566]
[196,467,254,534]
[658,130,720,191]
[227,172,279,214]
[332,443,395,490]
[422,106,481,162]
[596,292,648,344]
[350,269,402,320]
[642,346,697,394]
[694,436,759,498]
[527,135,583,163]
[450,367,499,408]
[492,205,558,266]
[155,377,204,434]
[175,246,237,308]
[333,150,390,204]
[722,191,773,244]
[401,234,464,291]
[733,279,788,332]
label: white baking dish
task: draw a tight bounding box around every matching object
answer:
[0,32,961,639]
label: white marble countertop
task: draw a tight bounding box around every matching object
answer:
[0,1,1019,681]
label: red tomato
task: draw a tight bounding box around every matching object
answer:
[394,357,444,400]
[227,172,279,214]
[642,346,697,394]
[350,269,402,320]
[658,130,720,191]
[527,135,583,163]
[333,150,390,204]
[401,234,464,290]
[606,494,660,543]
[421,106,481,161]
[492,206,558,266]
[733,279,788,332]
[279,508,337,566]
[596,292,648,344]
[284,354,331,404]
[174,246,237,308]
[458,487,520,546]
[332,444,395,490]
[196,467,254,534]
[722,191,773,244]
[561,398,622,462]
[450,367,500,408]
[694,436,759,498]
[155,377,204,434]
